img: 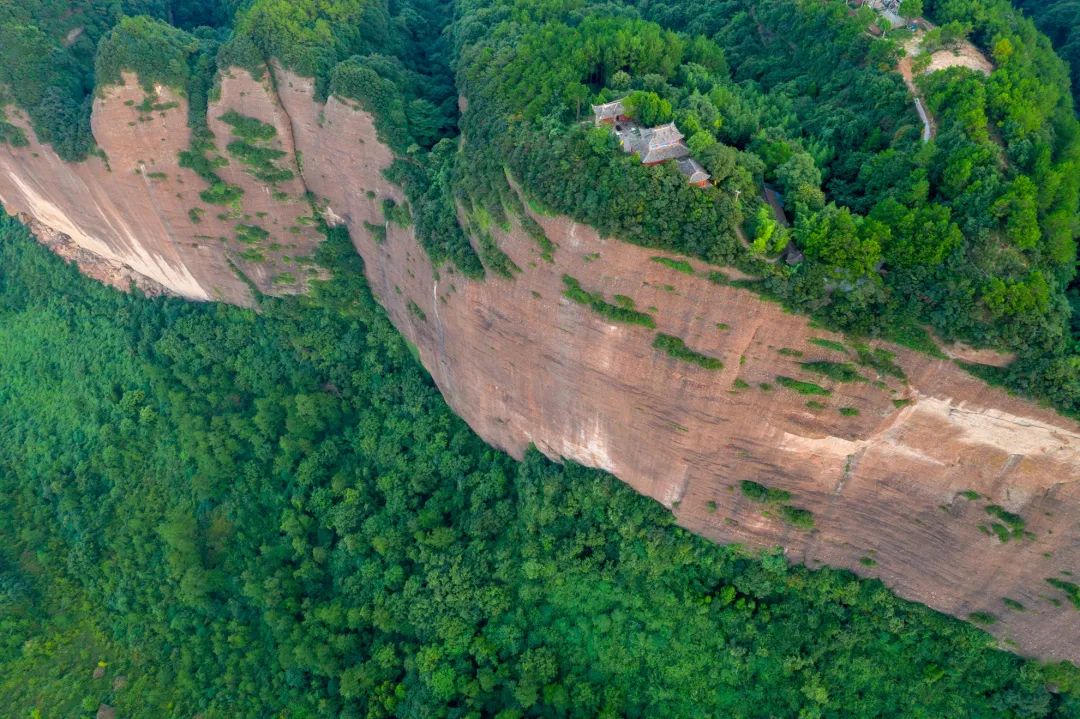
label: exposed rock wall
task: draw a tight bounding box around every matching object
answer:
[4,66,1080,662]
[0,72,324,305]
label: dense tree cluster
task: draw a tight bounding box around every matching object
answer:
[3,216,1080,717]
[0,0,239,159]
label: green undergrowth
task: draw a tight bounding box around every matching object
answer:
[651,256,695,275]
[740,481,791,504]
[740,481,814,530]
[776,376,831,396]
[179,131,244,206]
[562,275,655,327]
[652,334,723,370]
[220,111,295,185]
[1046,579,1080,610]
[801,360,866,383]
[984,505,1028,543]
[809,338,847,353]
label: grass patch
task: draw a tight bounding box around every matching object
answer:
[706,501,717,513]
[839,407,860,417]
[1046,578,1080,610]
[989,523,1012,543]
[562,275,655,328]
[651,256,695,275]
[363,221,387,244]
[733,378,750,390]
[740,480,791,504]
[477,230,521,279]
[219,111,277,142]
[179,132,244,206]
[883,322,946,358]
[780,505,815,530]
[706,270,730,285]
[1002,598,1025,611]
[408,300,427,322]
[968,611,997,625]
[220,111,294,184]
[984,505,1025,542]
[806,400,826,410]
[959,490,981,501]
[715,322,730,331]
[758,382,773,391]
[137,96,179,113]
[892,398,912,409]
[776,376,831,396]
[518,212,555,262]
[809,337,847,353]
[226,140,294,184]
[777,348,804,357]
[382,198,412,228]
[613,294,635,309]
[272,272,297,285]
[188,207,204,224]
[853,344,906,380]
[801,360,866,383]
[653,334,723,370]
[235,224,269,244]
[859,556,877,567]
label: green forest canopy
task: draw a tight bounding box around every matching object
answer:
[2,215,1080,717]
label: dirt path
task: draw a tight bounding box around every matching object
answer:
[896,30,992,143]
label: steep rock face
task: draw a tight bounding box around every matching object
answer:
[4,67,1080,662]
[0,72,324,304]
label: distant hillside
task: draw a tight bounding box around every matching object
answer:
[1011,0,1080,113]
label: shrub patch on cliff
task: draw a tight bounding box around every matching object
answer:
[652,334,723,370]
[220,111,296,185]
[801,360,867,383]
[776,376,832,396]
[740,480,791,504]
[562,275,655,328]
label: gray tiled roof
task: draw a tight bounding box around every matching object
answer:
[677,157,711,183]
[640,123,684,148]
[641,142,690,164]
[592,100,625,122]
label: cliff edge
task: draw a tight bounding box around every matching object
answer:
[3,65,1080,662]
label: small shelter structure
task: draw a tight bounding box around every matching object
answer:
[591,99,628,126]
[677,158,711,187]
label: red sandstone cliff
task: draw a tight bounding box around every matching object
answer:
[3,66,1079,663]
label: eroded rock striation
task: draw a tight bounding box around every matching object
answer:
[3,66,1080,662]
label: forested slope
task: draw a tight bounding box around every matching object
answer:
[1010,0,1080,114]
[2,216,1080,718]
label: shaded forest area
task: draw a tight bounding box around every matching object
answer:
[3,216,1080,717]
[1011,0,1080,113]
